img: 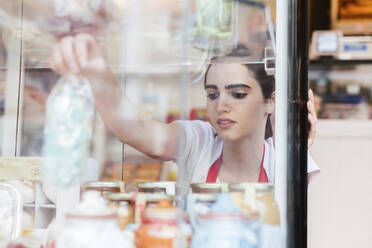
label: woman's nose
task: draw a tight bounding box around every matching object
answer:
[216,94,231,113]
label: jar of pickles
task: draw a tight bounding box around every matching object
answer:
[82,181,124,195]
[135,199,191,248]
[229,183,280,248]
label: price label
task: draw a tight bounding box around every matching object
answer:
[0,157,42,181]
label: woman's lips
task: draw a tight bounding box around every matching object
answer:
[217,118,236,129]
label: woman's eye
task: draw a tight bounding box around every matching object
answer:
[207,92,219,100]
[232,92,248,99]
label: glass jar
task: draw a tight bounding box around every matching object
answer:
[135,193,175,224]
[54,191,133,248]
[82,181,124,195]
[191,212,260,248]
[186,193,217,229]
[135,199,191,248]
[0,182,22,240]
[103,192,135,230]
[228,183,280,225]
[229,183,280,248]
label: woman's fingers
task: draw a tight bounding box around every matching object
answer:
[74,34,93,69]
[74,33,105,74]
[307,89,318,148]
[50,42,68,75]
[49,33,104,76]
[60,36,79,74]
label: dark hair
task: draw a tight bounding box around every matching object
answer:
[204,62,275,139]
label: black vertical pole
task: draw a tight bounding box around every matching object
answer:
[287,0,309,247]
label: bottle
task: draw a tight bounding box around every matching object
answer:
[42,75,94,187]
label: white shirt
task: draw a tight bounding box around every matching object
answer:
[174,120,320,206]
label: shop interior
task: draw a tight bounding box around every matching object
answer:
[0,0,371,247]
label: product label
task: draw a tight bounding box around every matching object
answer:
[0,157,42,181]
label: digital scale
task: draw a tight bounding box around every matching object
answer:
[310,30,372,60]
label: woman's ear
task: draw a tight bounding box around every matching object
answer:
[266,91,275,114]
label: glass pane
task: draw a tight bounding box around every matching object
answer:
[0,1,302,247]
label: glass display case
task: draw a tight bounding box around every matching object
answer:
[0,1,313,248]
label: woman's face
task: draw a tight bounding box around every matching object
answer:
[205,63,274,141]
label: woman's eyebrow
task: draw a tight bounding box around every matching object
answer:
[204,84,218,90]
[225,84,251,90]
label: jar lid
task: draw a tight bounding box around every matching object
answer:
[191,183,223,192]
[229,183,274,192]
[83,181,124,191]
[103,192,134,201]
[137,181,175,194]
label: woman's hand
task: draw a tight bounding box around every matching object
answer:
[307,89,318,149]
[49,33,107,79]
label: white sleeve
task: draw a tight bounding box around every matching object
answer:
[307,152,320,174]
[265,138,320,183]
[174,120,215,172]
[307,152,320,182]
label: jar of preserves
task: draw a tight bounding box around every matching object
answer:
[82,181,124,195]
[228,183,280,225]
[135,199,191,248]
[229,183,280,248]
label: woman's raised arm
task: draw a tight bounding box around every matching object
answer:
[50,34,180,160]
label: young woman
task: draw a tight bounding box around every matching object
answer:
[50,34,319,197]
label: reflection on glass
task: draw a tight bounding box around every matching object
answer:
[0,1,310,247]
